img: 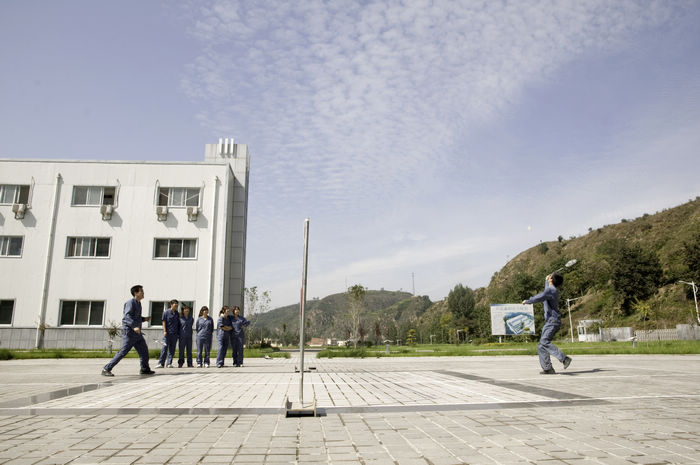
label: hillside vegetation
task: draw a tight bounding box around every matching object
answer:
[253,198,700,344]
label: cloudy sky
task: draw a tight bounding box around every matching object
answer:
[1,1,699,309]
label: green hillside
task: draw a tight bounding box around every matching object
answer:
[250,290,422,343]
[485,197,699,328]
[253,197,699,345]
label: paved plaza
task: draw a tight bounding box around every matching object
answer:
[0,353,699,464]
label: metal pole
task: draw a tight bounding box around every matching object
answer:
[566,297,583,343]
[567,299,574,343]
[299,218,310,404]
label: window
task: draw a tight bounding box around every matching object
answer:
[150,301,194,327]
[0,185,29,204]
[0,300,13,325]
[66,237,110,258]
[72,186,115,206]
[150,301,167,326]
[0,236,23,257]
[59,301,104,326]
[154,239,196,259]
[158,187,199,207]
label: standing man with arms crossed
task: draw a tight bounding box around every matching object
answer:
[523,273,572,374]
[102,285,155,376]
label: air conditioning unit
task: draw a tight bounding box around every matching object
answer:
[12,203,26,219]
[100,204,113,221]
[156,205,168,221]
[187,206,199,222]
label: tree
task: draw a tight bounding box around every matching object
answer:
[682,236,700,297]
[406,329,417,346]
[608,242,662,313]
[346,284,367,348]
[244,286,271,344]
[447,284,475,320]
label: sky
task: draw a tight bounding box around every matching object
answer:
[1,0,699,310]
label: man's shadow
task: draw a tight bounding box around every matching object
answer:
[559,368,608,376]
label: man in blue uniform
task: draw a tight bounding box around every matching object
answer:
[102,285,155,376]
[178,305,195,367]
[156,299,181,368]
[523,273,572,374]
[229,306,251,367]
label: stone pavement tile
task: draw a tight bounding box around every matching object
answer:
[3,459,41,465]
[199,455,234,464]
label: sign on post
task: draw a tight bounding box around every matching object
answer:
[490,304,535,336]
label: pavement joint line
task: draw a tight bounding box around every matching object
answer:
[436,369,592,400]
[0,397,612,416]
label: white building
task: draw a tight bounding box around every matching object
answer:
[0,139,249,349]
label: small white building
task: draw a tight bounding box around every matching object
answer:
[0,139,249,349]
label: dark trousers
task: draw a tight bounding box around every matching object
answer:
[104,330,150,372]
[158,333,179,366]
[196,336,211,365]
[538,318,566,370]
[178,336,193,366]
[230,334,245,366]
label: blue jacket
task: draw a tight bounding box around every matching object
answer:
[196,316,214,339]
[230,316,250,336]
[163,309,181,335]
[217,315,231,338]
[122,298,145,332]
[180,315,194,339]
[525,280,560,321]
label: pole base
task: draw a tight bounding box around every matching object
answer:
[285,396,317,417]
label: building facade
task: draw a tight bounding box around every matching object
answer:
[0,139,249,349]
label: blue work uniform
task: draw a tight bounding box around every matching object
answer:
[525,278,566,370]
[104,298,151,373]
[158,308,181,367]
[215,314,231,367]
[229,315,251,367]
[178,313,195,367]
[196,316,214,366]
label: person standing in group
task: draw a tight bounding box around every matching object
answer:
[102,285,155,376]
[157,299,181,368]
[229,306,251,367]
[523,273,572,374]
[178,305,195,368]
[196,306,214,368]
[215,306,232,368]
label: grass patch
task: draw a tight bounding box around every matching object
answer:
[2,341,698,360]
[0,347,291,360]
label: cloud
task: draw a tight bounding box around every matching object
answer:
[177,0,692,308]
[182,1,680,215]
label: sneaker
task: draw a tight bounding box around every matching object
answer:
[140,369,156,375]
[204,363,209,368]
[563,356,572,369]
[540,368,556,375]
[187,365,194,368]
[217,364,223,368]
[101,369,114,377]
[166,364,173,368]
[156,364,164,369]
[197,364,202,368]
[178,364,183,368]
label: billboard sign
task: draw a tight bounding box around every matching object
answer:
[490,304,535,336]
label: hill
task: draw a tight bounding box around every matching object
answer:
[253,197,699,345]
[413,197,700,343]
[250,290,431,343]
